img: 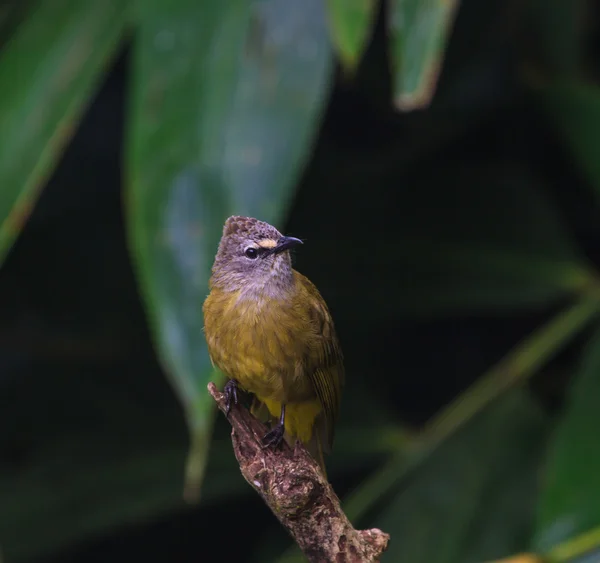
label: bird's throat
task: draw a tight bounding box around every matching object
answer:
[210,266,295,300]
[238,272,295,302]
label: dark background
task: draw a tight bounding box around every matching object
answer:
[1,1,599,561]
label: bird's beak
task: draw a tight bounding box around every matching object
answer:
[272,236,303,255]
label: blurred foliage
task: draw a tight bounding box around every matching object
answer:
[390,0,461,110]
[2,1,600,563]
[371,392,547,563]
[540,82,600,198]
[534,326,600,552]
[0,0,129,262]
[325,0,378,71]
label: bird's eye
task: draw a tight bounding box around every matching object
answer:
[244,247,258,259]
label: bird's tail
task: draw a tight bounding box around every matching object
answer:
[305,430,327,479]
[292,410,329,478]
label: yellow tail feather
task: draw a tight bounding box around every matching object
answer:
[305,429,327,478]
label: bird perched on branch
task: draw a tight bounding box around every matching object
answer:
[203,216,344,473]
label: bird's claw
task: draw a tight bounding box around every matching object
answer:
[262,424,285,449]
[224,379,239,416]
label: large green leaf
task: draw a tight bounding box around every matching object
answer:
[389,0,460,110]
[127,0,333,496]
[373,392,548,563]
[325,0,378,71]
[0,0,129,263]
[533,325,600,554]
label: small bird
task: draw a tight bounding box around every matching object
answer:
[203,216,344,472]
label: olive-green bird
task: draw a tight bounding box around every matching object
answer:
[203,216,344,472]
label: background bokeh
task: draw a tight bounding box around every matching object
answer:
[2,1,600,562]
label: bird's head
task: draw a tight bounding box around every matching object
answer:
[210,216,303,293]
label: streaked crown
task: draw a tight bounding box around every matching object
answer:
[222,216,282,241]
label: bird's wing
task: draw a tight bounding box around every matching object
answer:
[298,273,345,450]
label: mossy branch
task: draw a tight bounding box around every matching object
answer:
[208,382,390,563]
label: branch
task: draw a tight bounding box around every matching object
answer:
[208,382,390,563]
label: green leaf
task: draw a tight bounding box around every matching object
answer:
[540,81,600,197]
[533,325,600,553]
[373,392,548,563]
[325,0,378,70]
[0,0,129,264]
[389,0,460,110]
[127,0,333,496]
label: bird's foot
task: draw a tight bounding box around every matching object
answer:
[262,423,285,449]
[224,379,239,416]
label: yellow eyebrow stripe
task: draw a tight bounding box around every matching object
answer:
[257,239,277,249]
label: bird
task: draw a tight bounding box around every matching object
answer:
[202,216,344,473]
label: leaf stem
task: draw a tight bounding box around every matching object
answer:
[546,525,600,562]
[182,415,214,503]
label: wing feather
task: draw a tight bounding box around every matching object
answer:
[298,272,344,450]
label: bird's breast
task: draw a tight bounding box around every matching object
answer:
[203,287,314,402]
